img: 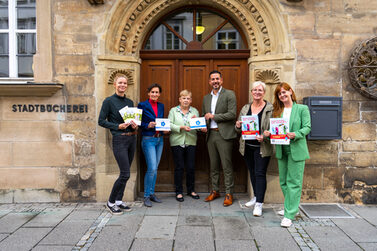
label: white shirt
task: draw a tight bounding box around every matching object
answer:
[283,107,292,126]
[210,87,222,128]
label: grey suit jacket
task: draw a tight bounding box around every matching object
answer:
[202,87,237,140]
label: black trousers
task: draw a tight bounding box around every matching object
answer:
[171,145,196,195]
[108,134,136,203]
[243,144,271,203]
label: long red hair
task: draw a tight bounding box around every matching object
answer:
[272,82,297,118]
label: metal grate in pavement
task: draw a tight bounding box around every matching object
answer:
[300,203,354,219]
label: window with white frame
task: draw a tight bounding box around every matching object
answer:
[165,25,182,50]
[216,30,239,50]
[0,0,36,78]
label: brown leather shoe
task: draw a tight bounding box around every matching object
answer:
[223,194,233,207]
[204,191,220,202]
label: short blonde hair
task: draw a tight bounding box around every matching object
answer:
[114,75,128,84]
[179,89,192,98]
[251,81,266,92]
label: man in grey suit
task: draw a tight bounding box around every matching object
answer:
[202,70,237,206]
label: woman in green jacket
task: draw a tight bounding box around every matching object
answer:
[265,82,311,228]
[235,81,273,217]
[168,90,206,202]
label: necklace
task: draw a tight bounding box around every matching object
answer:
[251,101,265,114]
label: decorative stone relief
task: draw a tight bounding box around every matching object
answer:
[87,0,104,5]
[108,69,135,85]
[348,36,377,100]
[255,69,280,84]
[232,0,271,55]
[118,0,271,56]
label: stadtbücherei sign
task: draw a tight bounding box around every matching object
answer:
[12,104,88,113]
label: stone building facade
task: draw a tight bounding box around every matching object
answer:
[0,0,376,204]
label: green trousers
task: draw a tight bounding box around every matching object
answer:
[207,130,234,194]
[278,145,305,220]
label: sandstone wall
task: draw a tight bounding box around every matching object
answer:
[50,0,114,201]
[280,0,377,204]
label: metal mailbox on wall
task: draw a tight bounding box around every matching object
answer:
[303,96,343,140]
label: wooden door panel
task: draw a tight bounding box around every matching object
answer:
[179,60,210,114]
[214,59,249,114]
[141,60,176,116]
[140,60,176,191]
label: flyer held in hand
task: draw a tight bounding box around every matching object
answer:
[270,118,290,145]
[155,118,171,131]
[189,117,206,129]
[241,115,259,140]
[119,106,143,125]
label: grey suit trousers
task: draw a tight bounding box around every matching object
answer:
[207,130,234,194]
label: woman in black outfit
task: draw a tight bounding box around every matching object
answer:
[235,81,273,217]
[98,75,138,215]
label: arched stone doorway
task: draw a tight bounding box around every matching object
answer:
[95,0,295,202]
[139,6,251,193]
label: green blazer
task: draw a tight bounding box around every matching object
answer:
[202,87,237,140]
[275,102,311,161]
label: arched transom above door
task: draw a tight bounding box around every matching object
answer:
[104,0,292,57]
[143,7,247,51]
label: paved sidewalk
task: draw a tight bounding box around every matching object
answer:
[0,194,376,251]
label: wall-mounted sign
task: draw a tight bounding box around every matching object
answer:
[12,104,88,113]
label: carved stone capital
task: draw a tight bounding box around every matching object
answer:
[255,69,280,84]
[108,69,135,85]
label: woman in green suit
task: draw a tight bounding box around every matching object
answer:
[265,82,311,228]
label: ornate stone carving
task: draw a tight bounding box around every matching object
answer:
[118,0,271,56]
[255,69,280,84]
[234,0,271,55]
[87,0,104,5]
[108,69,135,85]
[348,36,377,100]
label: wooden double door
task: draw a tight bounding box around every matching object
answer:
[140,53,249,193]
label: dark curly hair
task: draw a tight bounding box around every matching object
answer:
[147,83,162,93]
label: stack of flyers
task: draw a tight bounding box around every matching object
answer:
[270,118,290,145]
[119,106,142,125]
[241,115,259,140]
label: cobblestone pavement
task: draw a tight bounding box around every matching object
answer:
[0,194,376,251]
